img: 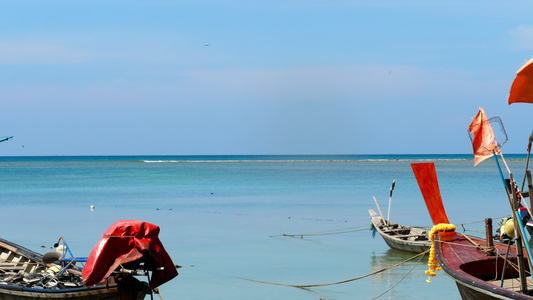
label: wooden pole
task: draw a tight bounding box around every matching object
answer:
[373,196,387,226]
[485,218,495,256]
[387,179,396,226]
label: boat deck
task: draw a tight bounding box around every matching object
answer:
[489,277,533,292]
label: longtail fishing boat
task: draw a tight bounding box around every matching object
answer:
[0,220,178,299]
[433,230,533,299]
[368,209,431,253]
[407,58,533,299]
[413,160,533,300]
[411,82,533,300]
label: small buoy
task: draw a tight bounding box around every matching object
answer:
[90,205,95,210]
[504,219,515,238]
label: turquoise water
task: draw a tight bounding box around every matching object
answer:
[0,154,527,299]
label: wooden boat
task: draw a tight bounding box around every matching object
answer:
[407,59,533,299]
[0,237,140,299]
[434,231,533,300]
[369,209,431,253]
[412,160,533,300]
[0,220,178,300]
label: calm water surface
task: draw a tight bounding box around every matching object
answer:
[0,155,526,299]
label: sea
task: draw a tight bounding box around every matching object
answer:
[0,154,528,300]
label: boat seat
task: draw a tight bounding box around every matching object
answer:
[0,262,25,271]
[382,229,410,235]
[395,234,427,239]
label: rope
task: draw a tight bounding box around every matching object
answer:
[371,250,426,300]
[153,287,164,300]
[281,229,368,238]
[458,215,511,229]
[441,234,528,277]
[277,225,370,238]
[277,214,512,239]
[459,233,497,255]
[237,249,429,288]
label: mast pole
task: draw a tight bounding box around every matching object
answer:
[494,153,533,293]
[509,174,528,294]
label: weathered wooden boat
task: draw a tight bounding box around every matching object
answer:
[434,230,533,300]
[0,220,178,299]
[420,58,533,300]
[0,237,140,299]
[412,158,533,299]
[368,209,431,253]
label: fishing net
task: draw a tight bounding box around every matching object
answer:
[467,116,508,154]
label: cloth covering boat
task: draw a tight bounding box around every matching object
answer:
[369,209,431,253]
[82,220,178,289]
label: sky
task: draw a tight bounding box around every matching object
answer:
[2,1,533,156]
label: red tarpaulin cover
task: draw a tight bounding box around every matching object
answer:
[82,220,178,288]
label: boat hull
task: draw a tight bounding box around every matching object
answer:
[368,209,431,253]
[435,233,533,300]
[0,286,122,300]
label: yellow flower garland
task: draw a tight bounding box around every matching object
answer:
[425,223,456,283]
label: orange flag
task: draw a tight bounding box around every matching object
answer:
[468,108,500,166]
[411,163,449,225]
[508,57,533,104]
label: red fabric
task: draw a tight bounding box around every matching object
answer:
[509,57,533,104]
[411,163,450,225]
[468,107,500,166]
[82,220,178,288]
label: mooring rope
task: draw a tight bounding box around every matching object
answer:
[237,249,429,288]
[277,214,512,239]
[371,249,426,300]
[275,225,370,238]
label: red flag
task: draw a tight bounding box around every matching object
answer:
[468,108,500,166]
[411,163,450,225]
[508,57,533,104]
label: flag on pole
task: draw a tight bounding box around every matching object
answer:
[508,57,533,105]
[468,107,500,166]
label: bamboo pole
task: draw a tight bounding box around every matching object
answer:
[373,196,387,227]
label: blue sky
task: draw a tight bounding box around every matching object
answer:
[1,1,533,156]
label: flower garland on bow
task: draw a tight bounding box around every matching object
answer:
[425,223,456,283]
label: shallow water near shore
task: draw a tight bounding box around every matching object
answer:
[0,155,526,299]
